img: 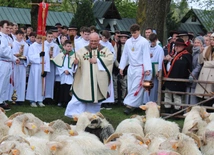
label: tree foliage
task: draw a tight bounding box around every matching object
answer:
[70,0,95,30]
[114,0,137,18]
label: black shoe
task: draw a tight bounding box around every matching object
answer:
[0,103,11,111]
[124,107,134,115]
[101,103,112,110]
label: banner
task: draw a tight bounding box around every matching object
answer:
[37,2,49,36]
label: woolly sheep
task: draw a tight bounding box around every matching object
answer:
[140,102,180,138]
[159,133,202,155]
[182,106,210,136]
[0,108,9,140]
[200,120,214,155]
[114,115,145,137]
[105,133,149,155]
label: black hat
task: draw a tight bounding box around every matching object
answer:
[51,26,58,32]
[177,30,193,38]
[118,31,130,38]
[62,25,68,30]
[169,30,179,37]
[55,23,62,28]
[174,38,187,47]
[68,25,78,30]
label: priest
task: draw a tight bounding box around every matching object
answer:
[65,32,114,118]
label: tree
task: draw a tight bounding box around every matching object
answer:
[114,0,137,18]
[137,0,171,43]
[70,0,95,30]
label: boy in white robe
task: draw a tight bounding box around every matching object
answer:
[0,20,20,111]
[53,40,75,108]
[119,24,152,115]
[75,27,90,51]
[44,31,60,104]
[26,35,50,107]
[12,30,29,104]
[144,33,164,102]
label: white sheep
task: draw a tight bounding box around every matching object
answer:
[114,115,145,137]
[8,113,47,139]
[200,120,214,155]
[140,102,180,138]
[159,133,202,155]
[0,108,9,140]
[182,106,210,136]
[105,133,149,155]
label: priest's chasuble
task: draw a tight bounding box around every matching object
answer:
[70,46,114,103]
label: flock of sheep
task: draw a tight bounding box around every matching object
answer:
[0,101,214,155]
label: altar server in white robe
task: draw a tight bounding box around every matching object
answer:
[99,30,116,105]
[26,35,50,107]
[44,31,60,103]
[0,20,20,111]
[119,24,152,115]
[75,27,90,51]
[145,33,164,102]
[12,30,29,103]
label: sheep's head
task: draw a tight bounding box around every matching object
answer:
[139,102,160,119]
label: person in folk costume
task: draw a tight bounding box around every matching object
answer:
[99,30,116,109]
[68,25,80,44]
[166,30,179,57]
[75,27,90,51]
[64,33,114,118]
[52,40,75,108]
[113,32,129,104]
[26,35,50,107]
[119,24,152,115]
[52,27,61,45]
[12,30,29,104]
[177,31,193,54]
[61,25,70,40]
[43,31,60,105]
[185,36,204,105]
[163,38,192,113]
[59,35,68,50]
[195,33,214,107]
[143,33,164,103]
[0,20,20,111]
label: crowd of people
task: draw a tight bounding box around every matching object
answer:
[0,19,214,117]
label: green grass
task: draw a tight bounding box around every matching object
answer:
[6,102,184,129]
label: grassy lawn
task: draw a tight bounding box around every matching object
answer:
[5,102,184,129]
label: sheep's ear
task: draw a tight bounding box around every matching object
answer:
[69,130,78,136]
[11,149,20,155]
[201,111,210,119]
[72,115,78,121]
[157,106,161,110]
[40,125,54,134]
[186,107,192,113]
[139,105,148,110]
[0,107,5,113]
[105,141,120,150]
[5,120,13,127]
[47,142,63,151]
[172,142,179,150]
[25,123,37,130]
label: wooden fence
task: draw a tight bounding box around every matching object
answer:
[157,70,214,119]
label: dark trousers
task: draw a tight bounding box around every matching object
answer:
[54,81,61,105]
[60,84,71,107]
